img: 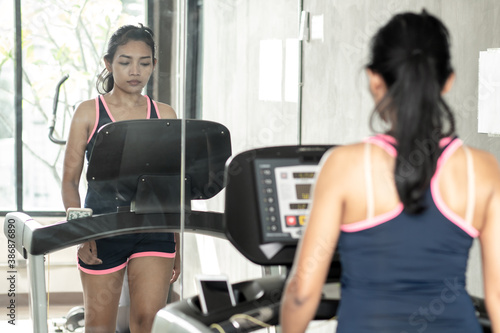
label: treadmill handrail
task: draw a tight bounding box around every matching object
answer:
[4,212,31,257]
[5,211,225,256]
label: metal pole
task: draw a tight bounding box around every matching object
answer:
[176,0,187,300]
[28,254,48,333]
[14,0,23,211]
[297,0,304,146]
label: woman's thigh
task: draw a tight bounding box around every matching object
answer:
[80,268,126,333]
[127,256,175,329]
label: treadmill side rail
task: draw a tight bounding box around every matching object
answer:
[153,307,213,333]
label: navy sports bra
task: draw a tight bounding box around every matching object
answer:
[335,135,481,333]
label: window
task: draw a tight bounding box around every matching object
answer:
[0,0,16,211]
[0,0,146,213]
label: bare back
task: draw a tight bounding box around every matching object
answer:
[339,137,496,234]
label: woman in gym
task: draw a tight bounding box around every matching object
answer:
[280,10,500,333]
[62,24,180,333]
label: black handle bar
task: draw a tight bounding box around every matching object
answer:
[48,74,69,145]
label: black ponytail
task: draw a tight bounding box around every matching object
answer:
[367,10,455,214]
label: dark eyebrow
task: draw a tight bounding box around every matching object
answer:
[118,55,152,60]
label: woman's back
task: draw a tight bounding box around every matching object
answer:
[335,135,486,332]
[280,10,500,333]
[340,136,492,232]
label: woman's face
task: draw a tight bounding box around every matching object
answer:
[105,40,155,94]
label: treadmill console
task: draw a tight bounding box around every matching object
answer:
[224,145,334,266]
[254,159,319,243]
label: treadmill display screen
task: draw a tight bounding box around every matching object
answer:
[254,158,320,243]
[293,172,315,179]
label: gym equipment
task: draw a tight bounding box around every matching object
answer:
[64,306,84,332]
[3,119,231,333]
[48,74,69,145]
[152,145,342,332]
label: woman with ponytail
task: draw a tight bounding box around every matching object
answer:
[281,10,500,333]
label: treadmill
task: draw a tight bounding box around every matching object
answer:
[152,145,341,332]
[3,119,231,333]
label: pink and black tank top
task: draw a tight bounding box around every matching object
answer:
[85,95,161,161]
[335,135,481,333]
[84,95,161,214]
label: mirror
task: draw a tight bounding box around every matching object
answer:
[2,1,500,332]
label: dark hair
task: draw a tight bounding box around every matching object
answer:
[96,24,156,94]
[367,10,455,214]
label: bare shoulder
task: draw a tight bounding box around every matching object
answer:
[468,146,500,182]
[318,143,364,181]
[74,98,95,112]
[468,146,500,235]
[321,143,364,167]
[71,99,97,124]
[65,99,97,150]
[156,101,177,119]
[465,147,500,223]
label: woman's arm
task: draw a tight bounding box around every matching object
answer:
[61,100,94,210]
[157,102,177,119]
[61,100,102,265]
[280,147,346,333]
[480,154,500,333]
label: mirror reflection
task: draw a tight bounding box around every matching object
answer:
[1,1,499,333]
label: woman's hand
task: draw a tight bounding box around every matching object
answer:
[77,240,102,265]
[170,252,181,284]
[170,232,181,284]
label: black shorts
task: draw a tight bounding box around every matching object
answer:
[78,232,176,275]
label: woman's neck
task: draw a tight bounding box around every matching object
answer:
[105,89,145,107]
